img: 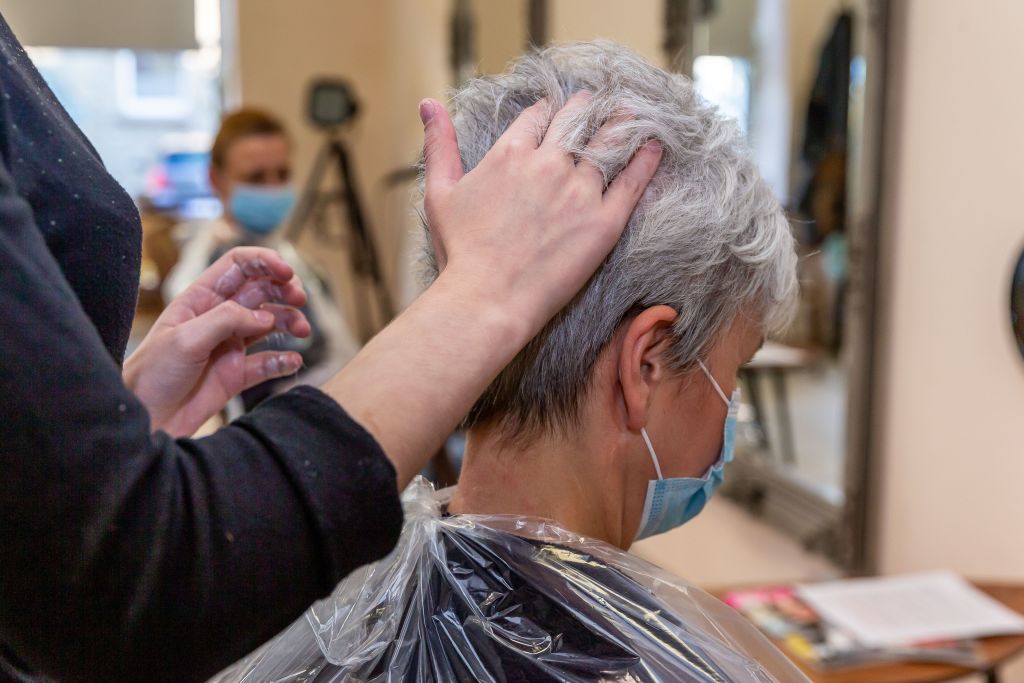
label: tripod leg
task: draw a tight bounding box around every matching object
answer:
[286,141,333,243]
[333,140,396,329]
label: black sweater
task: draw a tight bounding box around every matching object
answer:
[0,15,402,683]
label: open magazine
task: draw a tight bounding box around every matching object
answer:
[722,585,985,670]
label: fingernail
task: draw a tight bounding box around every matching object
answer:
[644,140,662,153]
[275,354,300,373]
[419,99,434,126]
[254,310,275,325]
[275,309,297,331]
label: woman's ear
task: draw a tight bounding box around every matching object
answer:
[617,305,679,431]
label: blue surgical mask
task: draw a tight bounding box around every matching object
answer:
[634,359,740,541]
[229,184,296,235]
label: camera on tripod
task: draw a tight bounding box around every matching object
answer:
[288,78,393,342]
[307,79,359,129]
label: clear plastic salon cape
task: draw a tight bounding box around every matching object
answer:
[212,477,809,683]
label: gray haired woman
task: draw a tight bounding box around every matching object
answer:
[214,41,805,683]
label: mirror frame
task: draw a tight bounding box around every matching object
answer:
[669,0,892,573]
[1011,247,1024,363]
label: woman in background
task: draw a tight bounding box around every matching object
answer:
[165,108,359,412]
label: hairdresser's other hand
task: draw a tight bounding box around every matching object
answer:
[124,247,311,437]
[419,92,662,335]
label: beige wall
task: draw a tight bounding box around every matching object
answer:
[234,0,450,310]
[474,0,528,75]
[548,0,664,66]
[875,0,1024,583]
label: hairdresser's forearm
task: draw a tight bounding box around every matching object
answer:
[320,271,528,488]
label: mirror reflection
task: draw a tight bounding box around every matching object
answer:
[442,0,885,567]
[690,1,876,533]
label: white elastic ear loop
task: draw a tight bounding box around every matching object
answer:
[697,359,730,406]
[640,427,664,480]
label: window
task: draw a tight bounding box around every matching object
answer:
[693,55,752,134]
[115,50,193,120]
[23,0,223,204]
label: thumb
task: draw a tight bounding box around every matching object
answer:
[420,98,463,200]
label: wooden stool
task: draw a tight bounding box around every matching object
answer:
[740,342,819,464]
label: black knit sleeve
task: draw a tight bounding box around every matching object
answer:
[0,149,403,682]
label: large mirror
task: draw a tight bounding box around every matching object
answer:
[438,0,889,572]
[681,0,889,571]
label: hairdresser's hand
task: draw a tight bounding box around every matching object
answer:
[419,92,662,336]
[320,95,661,488]
[124,247,311,437]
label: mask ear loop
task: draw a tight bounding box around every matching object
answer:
[697,359,730,406]
[640,428,664,480]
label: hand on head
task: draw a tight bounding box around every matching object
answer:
[418,92,663,334]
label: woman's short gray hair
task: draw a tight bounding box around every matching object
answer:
[420,40,798,437]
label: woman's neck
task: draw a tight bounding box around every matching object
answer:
[447,422,633,548]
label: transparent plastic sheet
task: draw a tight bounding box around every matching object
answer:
[211,478,810,682]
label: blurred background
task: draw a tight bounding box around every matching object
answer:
[5,1,1024,678]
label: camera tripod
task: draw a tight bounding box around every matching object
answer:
[286,130,394,342]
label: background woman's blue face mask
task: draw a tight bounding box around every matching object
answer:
[634,360,740,542]
[229,184,297,235]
